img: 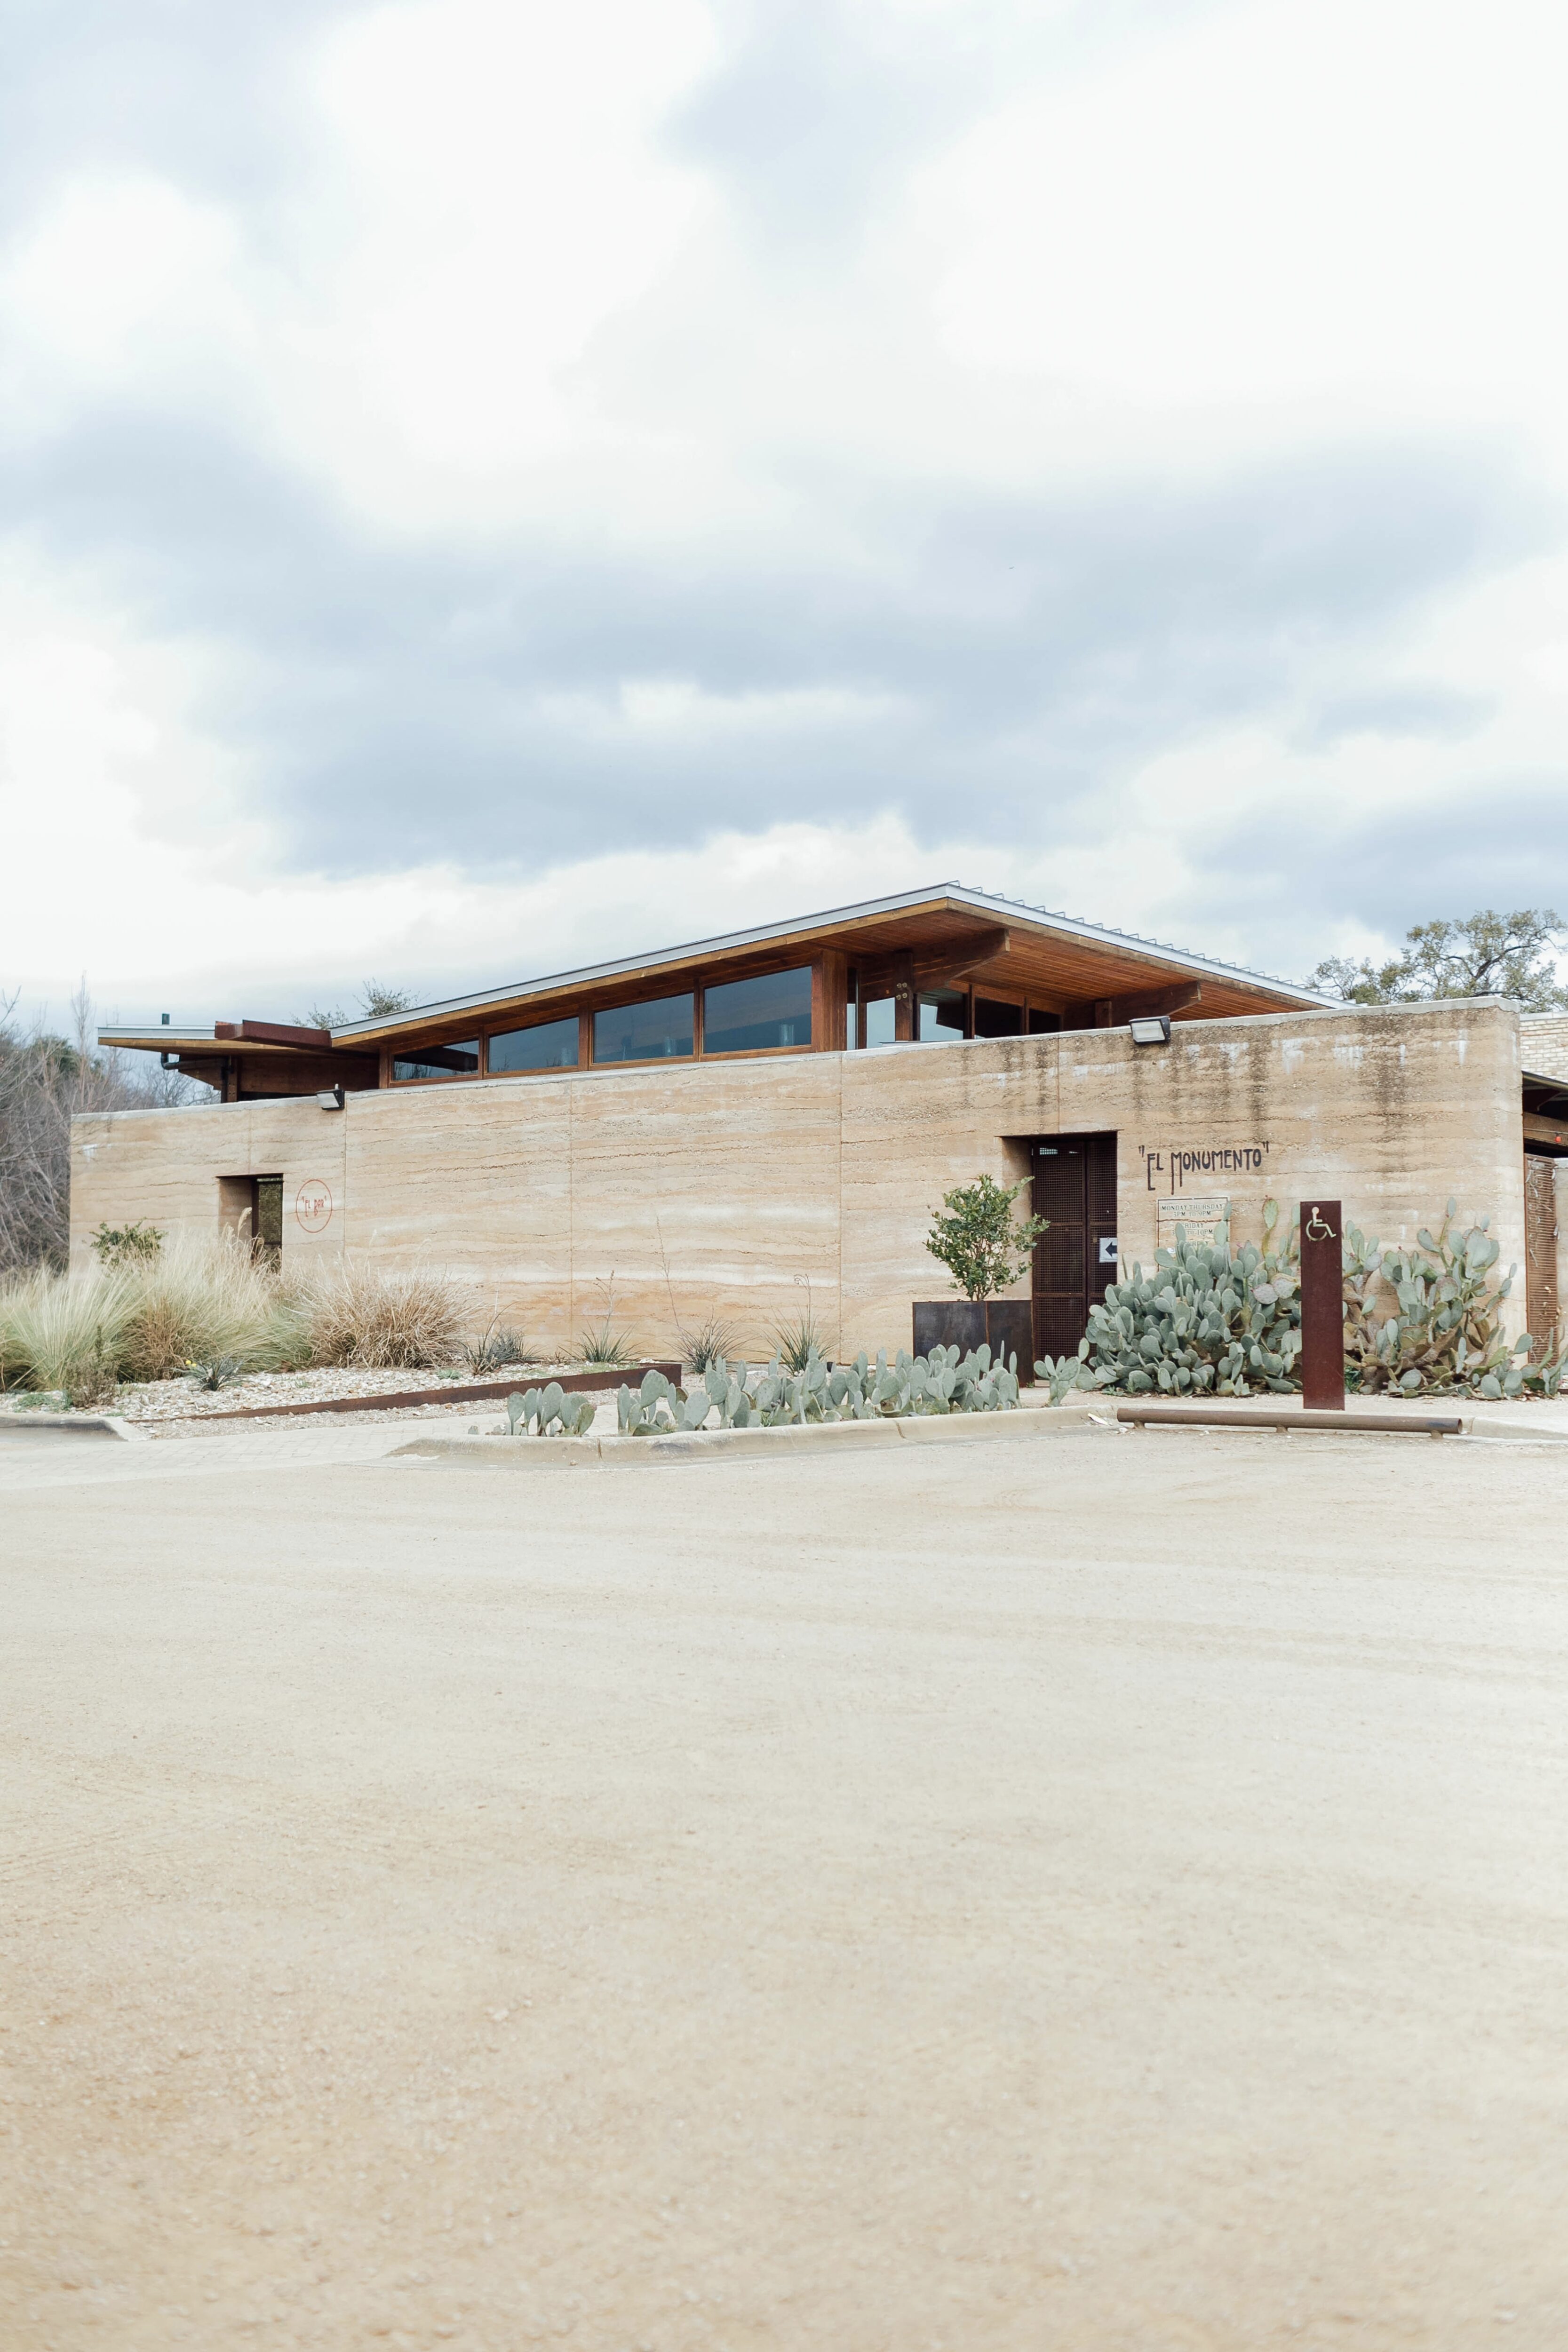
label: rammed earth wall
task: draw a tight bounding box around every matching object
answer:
[69,999,1529,1359]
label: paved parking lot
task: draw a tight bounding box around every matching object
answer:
[3,1418,1567,2350]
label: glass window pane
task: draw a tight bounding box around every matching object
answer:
[593,993,694,1063]
[391,1039,479,1081]
[703,966,812,1054]
[488,1016,579,1074]
[864,997,896,1047]
[919,990,966,1043]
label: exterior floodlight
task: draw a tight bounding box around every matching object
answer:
[317,1086,346,1110]
[1128,1016,1171,1046]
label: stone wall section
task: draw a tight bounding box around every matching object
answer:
[70,1001,1528,1359]
[1521,1013,1568,1081]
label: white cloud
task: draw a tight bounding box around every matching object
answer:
[2,0,1568,1038]
[923,0,1568,455]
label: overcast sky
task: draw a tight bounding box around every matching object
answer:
[3,0,1567,1027]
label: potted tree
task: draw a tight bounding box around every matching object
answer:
[915,1174,1047,1364]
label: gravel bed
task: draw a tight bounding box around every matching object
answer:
[0,1361,613,1428]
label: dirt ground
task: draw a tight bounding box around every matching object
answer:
[3,1419,1566,2352]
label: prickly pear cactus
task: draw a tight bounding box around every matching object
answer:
[1340,1200,1554,1397]
[1035,1201,1301,1403]
[1035,1195,1566,1405]
[505,1383,597,1437]
[611,1344,1022,1433]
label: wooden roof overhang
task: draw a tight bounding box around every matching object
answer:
[98,1021,379,1101]
[331,885,1326,1055]
[97,888,1329,1095]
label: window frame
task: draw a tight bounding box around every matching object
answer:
[700,963,816,1060]
[589,989,698,1069]
[483,1013,583,1078]
[386,1037,483,1085]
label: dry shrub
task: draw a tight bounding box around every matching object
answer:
[2,1244,470,1391]
[119,1234,302,1381]
[0,1238,310,1393]
[290,1260,471,1369]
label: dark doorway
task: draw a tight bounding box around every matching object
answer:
[1030,1133,1117,1361]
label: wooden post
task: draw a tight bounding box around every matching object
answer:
[813,952,847,1054]
[892,954,916,1043]
[1299,1199,1345,1411]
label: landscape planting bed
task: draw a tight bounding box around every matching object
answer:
[0,1360,679,1428]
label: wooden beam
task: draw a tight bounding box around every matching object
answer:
[1060,980,1203,1030]
[238,1019,336,1049]
[858,926,1011,999]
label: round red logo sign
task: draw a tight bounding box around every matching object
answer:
[294,1179,334,1234]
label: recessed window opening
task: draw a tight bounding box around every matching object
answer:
[219,1174,282,1266]
[593,993,694,1063]
[488,1016,579,1074]
[391,1040,480,1081]
[973,998,1023,1039]
[704,966,812,1054]
[918,990,967,1043]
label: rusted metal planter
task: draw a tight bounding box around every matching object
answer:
[912,1300,1033,1367]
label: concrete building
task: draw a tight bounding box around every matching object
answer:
[78,886,1568,1361]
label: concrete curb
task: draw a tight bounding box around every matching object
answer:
[392,1408,1099,1467]
[0,1413,145,1441]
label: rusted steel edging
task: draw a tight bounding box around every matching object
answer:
[181,1362,683,1423]
[1116,1404,1464,1436]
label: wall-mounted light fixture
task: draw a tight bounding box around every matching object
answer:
[1128,1015,1171,1046]
[317,1086,346,1111]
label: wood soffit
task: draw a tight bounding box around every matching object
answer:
[100,896,1320,1081]
[345,900,1302,1050]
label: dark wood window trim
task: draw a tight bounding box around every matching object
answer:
[377,956,843,1085]
[700,1044,817,1064]
[482,1014,584,1079]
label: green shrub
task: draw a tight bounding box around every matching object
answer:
[0,1263,138,1393]
[89,1220,164,1267]
[120,1235,297,1381]
[925,1174,1046,1301]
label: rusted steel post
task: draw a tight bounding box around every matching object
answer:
[1298,1200,1345,1411]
